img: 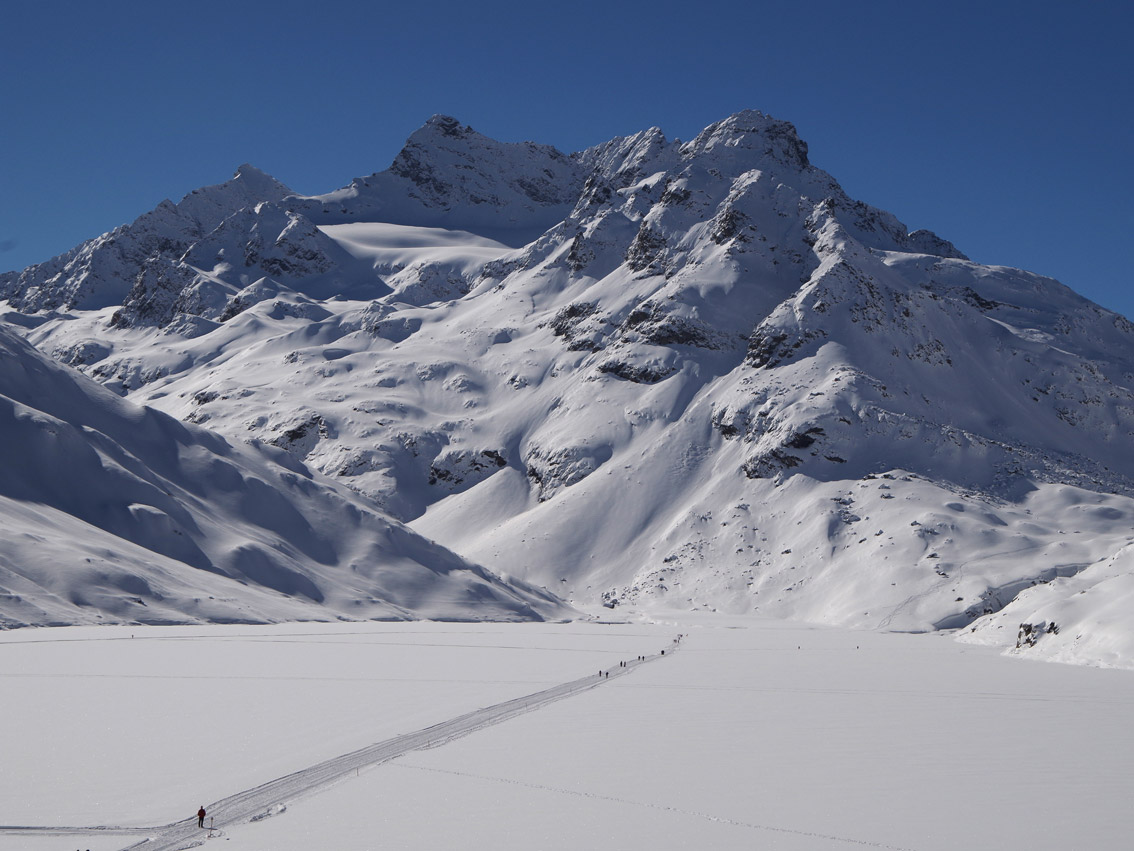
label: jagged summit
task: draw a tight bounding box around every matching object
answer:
[287,114,584,240]
[230,162,292,196]
[172,163,294,235]
[0,165,293,312]
[1,111,963,315]
[682,109,810,171]
[417,113,477,138]
[235,161,277,178]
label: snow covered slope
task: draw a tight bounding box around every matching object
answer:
[0,324,565,627]
[4,110,1133,665]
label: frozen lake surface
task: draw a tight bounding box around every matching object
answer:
[1,617,1131,850]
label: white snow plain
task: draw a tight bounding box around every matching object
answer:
[2,618,1131,851]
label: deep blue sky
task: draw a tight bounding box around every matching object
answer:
[3,1,1131,317]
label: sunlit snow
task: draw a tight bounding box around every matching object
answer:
[1,619,1130,851]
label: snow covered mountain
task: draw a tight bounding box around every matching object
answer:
[288,114,585,240]
[0,322,565,626]
[0,165,294,313]
[4,110,1133,665]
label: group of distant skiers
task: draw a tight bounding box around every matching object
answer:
[598,634,683,678]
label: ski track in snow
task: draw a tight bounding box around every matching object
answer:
[395,764,920,851]
[0,638,680,851]
[0,826,152,836]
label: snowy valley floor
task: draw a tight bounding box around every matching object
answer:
[1,618,1132,851]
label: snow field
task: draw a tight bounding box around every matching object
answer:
[353,619,1133,851]
[4,618,1132,850]
[0,622,670,833]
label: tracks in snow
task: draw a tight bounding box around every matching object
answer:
[398,763,920,851]
[111,639,677,851]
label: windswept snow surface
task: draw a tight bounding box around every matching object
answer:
[1,620,1132,851]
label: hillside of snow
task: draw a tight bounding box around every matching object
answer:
[0,323,566,626]
[3,110,1133,666]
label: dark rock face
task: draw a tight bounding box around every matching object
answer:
[596,359,676,384]
[429,448,509,489]
[746,326,828,369]
[625,225,669,274]
[110,259,199,329]
[549,301,598,335]
[621,302,722,349]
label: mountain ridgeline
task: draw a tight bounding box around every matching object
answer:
[4,111,1133,664]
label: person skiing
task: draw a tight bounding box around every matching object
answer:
[197,806,206,828]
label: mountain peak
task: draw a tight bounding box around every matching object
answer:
[0,164,295,312]
[684,109,810,171]
[211,163,292,203]
[288,115,584,236]
[420,114,474,139]
[391,114,572,178]
[234,162,269,177]
[232,162,286,190]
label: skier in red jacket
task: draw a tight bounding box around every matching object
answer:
[197,806,206,828]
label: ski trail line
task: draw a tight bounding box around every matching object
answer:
[0,825,151,835]
[112,640,679,851]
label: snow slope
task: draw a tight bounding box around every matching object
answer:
[961,538,1134,668]
[0,323,566,626]
[4,110,1134,665]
